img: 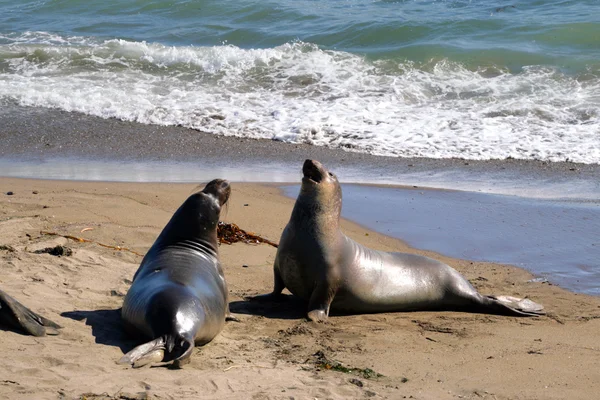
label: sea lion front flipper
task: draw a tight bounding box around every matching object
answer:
[306,282,336,323]
[250,265,286,302]
[118,337,166,368]
[0,289,62,336]
[487,295,545,316]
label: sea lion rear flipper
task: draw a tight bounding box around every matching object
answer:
[119,335,196,368]
[0,289,62,336]
[487,295,545,316]
[118,337,166,368]
[171,338,194,369]
[226,313,241,322]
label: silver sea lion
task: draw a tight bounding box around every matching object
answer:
[120,179,236,368]
[254,160,544,322]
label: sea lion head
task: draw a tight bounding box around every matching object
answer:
[202,178,231,207]
[299,159,342,217]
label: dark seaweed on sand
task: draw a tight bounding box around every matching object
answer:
[217,222,278,248]
[310,350,384,380]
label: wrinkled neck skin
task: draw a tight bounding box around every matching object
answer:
[291,179,342,237]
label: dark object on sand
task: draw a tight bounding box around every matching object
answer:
[33,245,73,257]
[0,289,62,336]
[217,221,278,248]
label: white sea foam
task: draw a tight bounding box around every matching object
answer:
[1,32,599,163]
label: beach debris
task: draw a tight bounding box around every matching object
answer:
[32,191,39,194]
[0,244,16,252]
[349,378,364,387]
[222,364,271,372]
[217,222,278,248]
[80,227,94,233]
[33,245,72,257]
[528,277,549,283]
[40,231,144,256]
[78,392,149,400]
[309,350,384,380]
[278,324,313,337]
[6,191,14,195]
[413,320,455,334]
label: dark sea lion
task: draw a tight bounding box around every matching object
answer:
[120,179,236,368]
[0,289,62,336]
[254,160,544,322]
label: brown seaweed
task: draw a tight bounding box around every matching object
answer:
[217,222,278,248]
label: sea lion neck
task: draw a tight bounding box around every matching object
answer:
[291,181,342,231]
[153,193,221,256]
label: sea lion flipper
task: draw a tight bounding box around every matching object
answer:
[306,282,335,323]
[118,337,166,367]
[171,338,194,369]
[486,295,545,316]
[250,266,286,302]
[0,289,62,336]
[226,313,241,322]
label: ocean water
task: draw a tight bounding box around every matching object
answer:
[1,0,599,163]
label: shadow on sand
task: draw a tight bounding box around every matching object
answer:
[61,309,136,353]
[229,294,307,320]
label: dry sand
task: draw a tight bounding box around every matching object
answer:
[0,177,599,400]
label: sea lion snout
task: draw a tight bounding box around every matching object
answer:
[303,159,326,183]
[202,179,231,206]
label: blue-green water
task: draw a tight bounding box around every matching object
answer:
[1,0,599,162]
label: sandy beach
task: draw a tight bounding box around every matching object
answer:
[2,0,600,398]
[1,177,599,400]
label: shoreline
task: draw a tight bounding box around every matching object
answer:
[0,178,599,399]
[1,106,599,194]
[1,107,599,296]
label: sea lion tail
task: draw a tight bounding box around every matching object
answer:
[118,334,194,368]
[483,295,545,316]
[0,290,62,336]
[170,336,194,368]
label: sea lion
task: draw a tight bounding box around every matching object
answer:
[254,160,544,322]
[0,289,62,336]
[120,179,236,368]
